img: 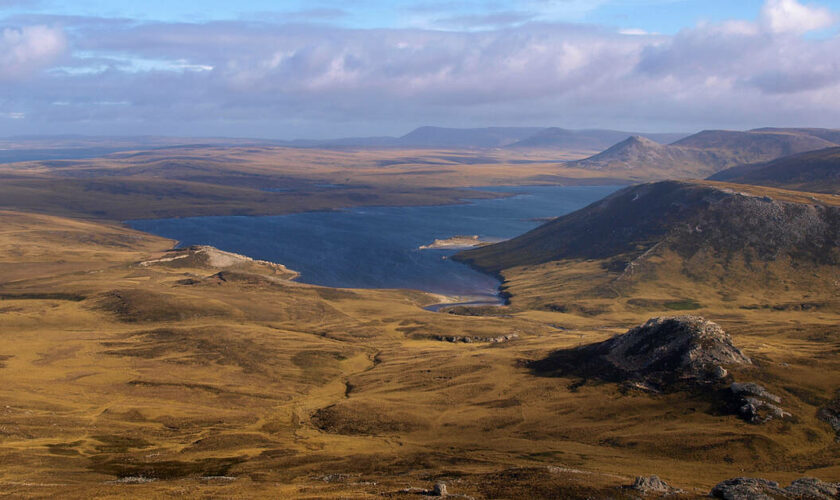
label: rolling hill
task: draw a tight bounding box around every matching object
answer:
[563,135,719,175]
[671,128,837,156]
[394,126,545,148]
[3,156,840,495]
[709,146,840,194]
[391,126,688,150]
[566,128,840,177]
[454,180,840,300]
[504,128,688,150]
[4,198,840,497]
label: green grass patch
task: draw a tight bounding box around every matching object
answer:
[663,299,702,311]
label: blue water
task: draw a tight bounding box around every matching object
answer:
[128,185,619,298]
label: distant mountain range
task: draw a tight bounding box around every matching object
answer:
[395,126,545,148]
[567,128,840,177]
[6,127,839,158]
[5,127,840,184]
[504,128,687,150]
[2,126,689,154]
[280,126,690,150]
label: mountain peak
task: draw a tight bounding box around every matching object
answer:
[624,135,659,146]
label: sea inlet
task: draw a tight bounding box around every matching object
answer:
[128,185,619,303]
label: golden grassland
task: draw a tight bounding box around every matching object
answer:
[0,146,641,220]
[0,205,838,498]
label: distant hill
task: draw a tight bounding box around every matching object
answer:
[505,128,688,150]
[394,126,545,148]
[747,128,840,145]
[709,147,840,194]
[566,128,840,177]
[672,129,837,159]
[291,126,687,150]
[0,126,687,153]
[283,136,401,148]
[454,181,840,288]
[565,136,723,176]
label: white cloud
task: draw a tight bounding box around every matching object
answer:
[2,1,840,136]
[619,28,651,36]
[759,0,836,34]
[0,25,66,80]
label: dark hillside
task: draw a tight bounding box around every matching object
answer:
[709,147,840,194]
[455,180,840,276]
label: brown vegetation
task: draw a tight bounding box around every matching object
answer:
[0,179,839,497]
[1,142,840,497]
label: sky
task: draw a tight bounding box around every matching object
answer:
[1,0,840,138]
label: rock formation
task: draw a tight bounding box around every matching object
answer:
[532,316,795,423]
[729,383,790,424]
[818,390,840,442]
[531,316,750,390]
[711,477,840,499]
[629,475,682,495]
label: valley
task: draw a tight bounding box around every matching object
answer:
[6,0,840,496]
[1,130,840,498]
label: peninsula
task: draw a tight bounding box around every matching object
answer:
[419,234,494,250]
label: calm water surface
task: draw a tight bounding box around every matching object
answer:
[128,185,619,299]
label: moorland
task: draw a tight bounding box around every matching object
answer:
[0,127,839,498]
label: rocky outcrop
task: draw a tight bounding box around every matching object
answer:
[531,316,750,390]
[729,383,791,424]
[785,478,840,499]
[711,477,840,499]
[818,390,840,442]
[531,316,795,423]
[710,477,789,499]
[435,333,518,344]
[397,480,474,498]
[432,482,448,496]
[629,475,682,495]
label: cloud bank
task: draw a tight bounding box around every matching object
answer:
[0,24,65,81]
[0,0,839,137]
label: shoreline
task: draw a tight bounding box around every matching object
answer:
[123,185,620,309]
[423,293,507,312]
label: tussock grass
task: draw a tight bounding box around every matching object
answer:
[0,188,838,497]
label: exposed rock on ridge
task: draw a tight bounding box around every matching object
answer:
[729,382,790,424]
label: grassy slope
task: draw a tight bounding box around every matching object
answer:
[456,180,840,273]
[1,145,839,496]
[0,205,838,498]
[710,147,840,194]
